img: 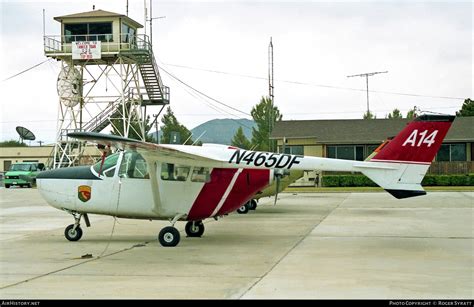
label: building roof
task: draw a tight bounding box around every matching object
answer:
[271,116,474,144]
[54,9,143,28]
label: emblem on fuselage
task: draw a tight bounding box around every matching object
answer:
[78,185,92,202]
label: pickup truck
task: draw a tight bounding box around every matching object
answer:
[4,162,45,188]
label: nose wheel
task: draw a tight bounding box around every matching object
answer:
[63,211,90,242]
[185,221,205,237]
[65,224,83,241]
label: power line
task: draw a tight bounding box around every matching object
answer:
[158,64,262,140]
[164,63,465,101]
[158,65,251,116]
[3,59,51,82]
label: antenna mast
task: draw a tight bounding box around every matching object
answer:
[268,37,274,103]
[347,70,388,117]
[268,37,274,151]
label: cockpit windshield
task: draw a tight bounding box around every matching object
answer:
[92,152,120,177]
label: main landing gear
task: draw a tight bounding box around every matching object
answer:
[185,221,205,237]
[64,212,90,242]
[158,214,206,247]
[237,199,258,214]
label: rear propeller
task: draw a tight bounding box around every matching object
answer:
[273,169,289,206]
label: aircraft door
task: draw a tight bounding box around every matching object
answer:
[116,152,154,217]
[75,152,121,214]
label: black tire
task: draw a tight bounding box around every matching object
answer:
[248,199,257,210]
[237,204,249,214]
[158,226,180,247]
[185,221,205,237]
[5,184,10,189]
[26,183,32,188]
[65,224,83,241]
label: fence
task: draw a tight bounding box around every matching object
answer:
[427,161,474,175]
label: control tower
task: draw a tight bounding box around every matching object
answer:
[44,9,169,168]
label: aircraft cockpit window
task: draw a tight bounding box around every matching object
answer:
[161,163,190,181]
[93,152,120,177]
[191,167,211,183]
[118,152,149,179]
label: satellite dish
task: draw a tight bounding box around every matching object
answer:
[16,126,36,141]
[57,64,82,107]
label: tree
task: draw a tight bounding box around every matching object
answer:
[406,106,417,119]
[386,108,402,119]
[363,110,376,119]
[250,96,282,152]
[160,107,194,145]
[110,103,154,142]
[456,98,474,116]
[0,140,27,147]
[231,126,251,149]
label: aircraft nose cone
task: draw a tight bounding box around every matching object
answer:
[37,166,99,180]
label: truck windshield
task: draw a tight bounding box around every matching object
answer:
[10,164,32,171]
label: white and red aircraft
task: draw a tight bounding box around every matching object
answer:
[37,114,455,247]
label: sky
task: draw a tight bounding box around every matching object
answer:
[0,0,472,144]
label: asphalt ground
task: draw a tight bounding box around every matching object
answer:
[0,187,472,299]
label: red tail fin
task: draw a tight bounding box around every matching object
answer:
[370,114,455,164]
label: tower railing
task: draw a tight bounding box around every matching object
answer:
[44,34,151,55]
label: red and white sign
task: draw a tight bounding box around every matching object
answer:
[72,41,101,60]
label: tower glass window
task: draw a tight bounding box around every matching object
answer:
[64,22,113,43]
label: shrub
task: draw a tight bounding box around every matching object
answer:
[321,174,474,187]
[322,176,339,187]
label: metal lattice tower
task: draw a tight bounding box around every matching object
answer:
[44,9,169,168]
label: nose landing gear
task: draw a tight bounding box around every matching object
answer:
[64,211,90,242]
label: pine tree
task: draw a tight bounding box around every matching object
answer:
[250,96,282,151]
[406,107,417,119]
[160,107,194,145]
[456,98,474,116]
[231,126,251,149]
[386,108,402,119]
[363,110,376,119]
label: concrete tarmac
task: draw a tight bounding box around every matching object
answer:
[0,188,472,299]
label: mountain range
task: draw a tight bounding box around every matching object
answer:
[151,118,256,145]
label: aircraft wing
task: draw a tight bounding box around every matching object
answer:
[67,132,223,164]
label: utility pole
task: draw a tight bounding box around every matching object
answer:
[347,71,388,117]
[268,37,274,151]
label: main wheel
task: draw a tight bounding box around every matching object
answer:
[65,224,83,241]
[158,226,180,247]
[237,204,249,214]
[185,221,205,237]
[248,199,257,210]
[5,184,10,189]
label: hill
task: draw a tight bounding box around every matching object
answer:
[150,118,255,145]
[191,118,255,145]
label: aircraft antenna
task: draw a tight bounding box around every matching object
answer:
[192,130,207,145]
[347,71,388,117]
[182,133,193,145]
